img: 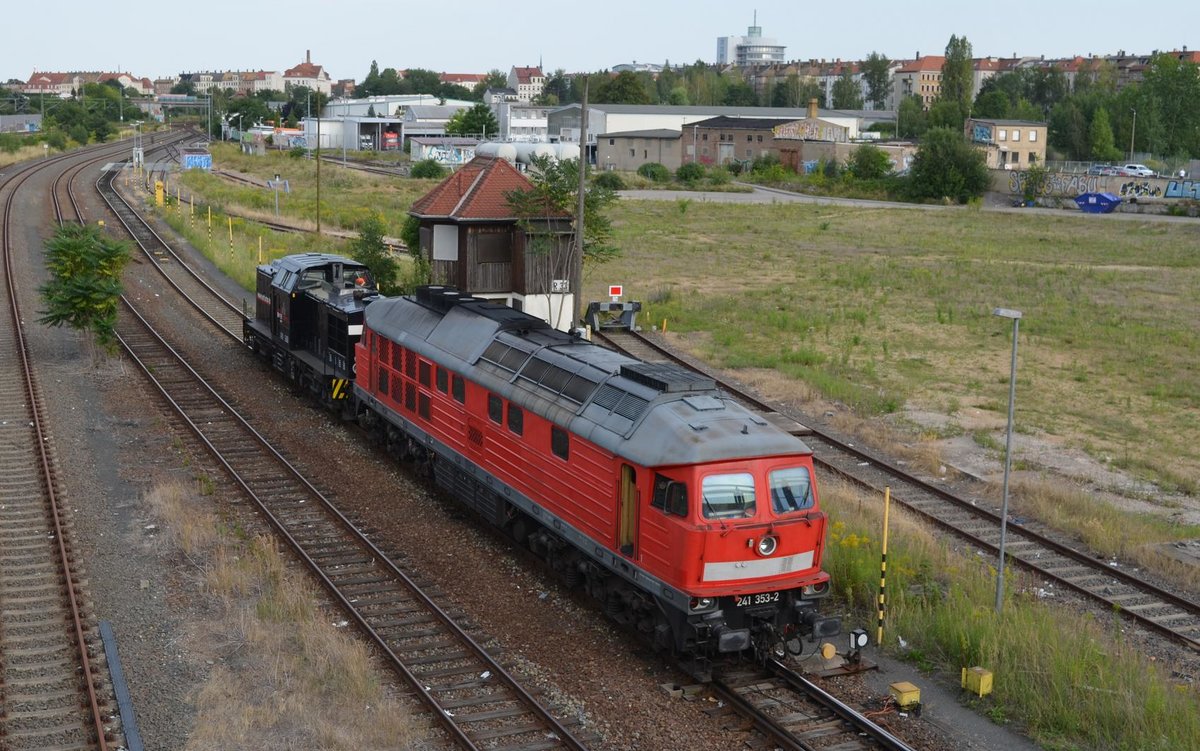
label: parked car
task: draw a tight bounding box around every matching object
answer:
[1119,163,1155,177]
[1087,165,1118,176]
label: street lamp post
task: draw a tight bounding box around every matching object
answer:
[992,307,1022,612]
[1129,108,1137,162]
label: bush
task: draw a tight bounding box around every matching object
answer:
[707,167,732,186]
[288,146,306,159]
[675,161,706,183]
[593,170,626,190]
[847,143,893,180]
[410,159,446,179]
[637,162,670,182]
[907,127,990,203]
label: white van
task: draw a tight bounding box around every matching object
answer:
[1120,164,1154,177]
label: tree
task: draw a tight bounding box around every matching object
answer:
[847,143,892,179]
[348,213,400,295]
[506,154,618,265]
[473,69,509,99]
[38,224,131,354]
[403,68,443,95]
[973,89,1010,119]
[444,103,499,138]
[862,52,892,109]
[831,70,863,109]
[595,71,651,104]
[897,94,927,138]
[723,81,758,106]
[937,34,974,128]
[359,60,381,97]
[1088,106,1122,161]
[907,127,990,203]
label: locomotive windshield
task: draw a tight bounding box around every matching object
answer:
[701,472,756,519]
[769,466,814,514]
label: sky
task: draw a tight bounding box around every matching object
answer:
[5,0,1195,84]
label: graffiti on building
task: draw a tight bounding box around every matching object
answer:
[1164,180,1200,199]
[774,119,848,142]
[420,145,476,165]
[1119,180,1161,198]
[972,123,993,143]
[1008,170,1098,196]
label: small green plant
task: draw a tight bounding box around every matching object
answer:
[593,170,626,190]
[675,161,706,184]
[676,198,692,215]
[288,146,306,159]
[637,162,670,182]
[409,159,445,179]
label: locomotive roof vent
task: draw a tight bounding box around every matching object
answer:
[415,285,452,307]
[619,362,716,393]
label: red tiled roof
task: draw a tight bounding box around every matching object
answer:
[285,62,323,78]
[897,55,945,73]
[442,73,486,84]
[409,156,568,221]
[512,66,543,83]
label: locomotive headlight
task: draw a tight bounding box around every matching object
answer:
[689,597,717,613]
[756,535,778,557]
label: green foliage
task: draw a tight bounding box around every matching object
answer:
[348,213,400,295]
[907,127,990,203]
[938,34,974,118]
[847,143,892,179]
[1088,107,1122,161]
[707,167,732,186]
[675,161,706,184]
[38,224,131,353]
[409,159,446,179]
[637,162,670,182]
[1021,163,1049,204]
[444,103,499,138]
[593,170,625,190]
[862,52,892,109]
[505,154,619,264]
[830,70,864,109]
[288,146,306,159]
[897,95,928,139]
[594,71,652,104]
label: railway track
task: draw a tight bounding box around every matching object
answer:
[90,142,596,750]
[712,660,914,751]
[96,161,247,340]
[110,298,595,750]
[595,327,1200,654]
[0,139,145,751]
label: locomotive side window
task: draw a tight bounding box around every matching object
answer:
[487,394,503,424]
[769,467,814,514]
[551,426,569,460]
[418,393,430,420]
[652,474,689,517]
[701,472,756,519]
[508,404,524,435]
[436,367,448,393]
[419,360,431,387]
[452,374,466,404]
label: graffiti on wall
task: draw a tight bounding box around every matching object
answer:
[1119,180,1162,198]
[1008,170,1098,196]
[1165,180,1200,199]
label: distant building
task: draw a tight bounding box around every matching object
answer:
[893,55,945,110]
[284,50,332,95]
[507,66,544,103]
[966,118,1047,169]
[22,70,153,98]
[716,14,785,66]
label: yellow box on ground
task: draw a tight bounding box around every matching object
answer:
[889,681,921,709]
[962,666,994,697]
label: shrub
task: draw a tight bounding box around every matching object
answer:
[288,146,306,159]
[637,162,670,182]
[676,161,706,183]
[593,170,626,190]
[847,143,893,180]
[907,127,990,203]
[707,167,732,186]
[410,159,446,179]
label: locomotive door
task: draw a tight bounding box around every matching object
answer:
[618,464,637,557]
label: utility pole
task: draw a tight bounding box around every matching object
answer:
[572,83,588,330]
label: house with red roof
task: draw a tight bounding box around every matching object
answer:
[507,66,545,103]
[893,55,945,110]
[284,50,332,95]
[408,155,575,329]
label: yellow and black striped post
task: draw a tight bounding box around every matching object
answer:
[877,486,891,646]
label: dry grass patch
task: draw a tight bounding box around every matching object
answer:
[145,480,430,750]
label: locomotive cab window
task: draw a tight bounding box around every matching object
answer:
[701,472,756,519]
[487,393,503,424]
[769,466,814,514]
[507,404,524,435]
[551,426,569,460]
[436,367,448,393]
[652,474,688,516]
[452,374,466,404]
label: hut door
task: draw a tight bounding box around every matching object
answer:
[619,464,637,557]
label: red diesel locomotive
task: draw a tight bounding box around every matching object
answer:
[246,254,840,673]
